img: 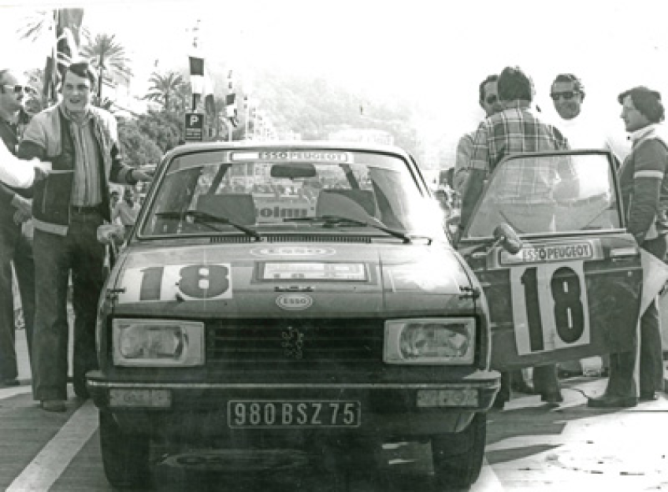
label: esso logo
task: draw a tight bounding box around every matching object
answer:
[276,294,313,310]
[251,247,336,257]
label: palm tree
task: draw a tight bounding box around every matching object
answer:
[144,71,185,112]
[79,33,132,99]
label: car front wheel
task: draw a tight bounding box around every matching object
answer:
[99,410,151,489]
[431,412,486,489]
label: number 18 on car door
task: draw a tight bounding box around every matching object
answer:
[510,261,590,355]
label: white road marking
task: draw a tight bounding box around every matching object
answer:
[0,385,32,399]
[7,400,98,492]
[475,457,506,491]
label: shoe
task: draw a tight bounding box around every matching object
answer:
[540,392,564,404]
[639,392,658,402]
[587,395,637,408]
[74,386,90,399]
[491,396,506,410]
[40,399,66,412]
[0,379,19,387]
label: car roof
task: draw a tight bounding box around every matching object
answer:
[162,140,413,162]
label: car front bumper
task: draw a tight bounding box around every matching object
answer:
[86,371,500,441]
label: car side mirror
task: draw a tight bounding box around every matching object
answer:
[493,223,523,255]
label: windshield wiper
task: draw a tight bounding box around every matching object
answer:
[284,215,414,243]
[156,210,261,240]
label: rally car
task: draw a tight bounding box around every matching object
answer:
[86,141,500,489]
[456,150,643,371]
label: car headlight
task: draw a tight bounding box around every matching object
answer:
[384,318,475,365]
[113,319,204,367]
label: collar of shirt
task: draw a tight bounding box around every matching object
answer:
[629,123,660,147]
[59,103,93,125]
[501,100,533,113]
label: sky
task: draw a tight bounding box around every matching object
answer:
[1,0,668,157]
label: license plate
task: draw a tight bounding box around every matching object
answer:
[228,400,361,428]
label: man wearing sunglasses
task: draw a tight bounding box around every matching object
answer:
[452,74,504,193]
[550,74,618,381]
[550,73,614,152]
[0,69,36,389]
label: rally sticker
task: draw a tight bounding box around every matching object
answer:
[250,246,337,257]
[500,242,595,265]
[230,150,353,163]
[276,294,313,310]
[262,263,366,281]
[510,260,591,355]
[117,264,233,303]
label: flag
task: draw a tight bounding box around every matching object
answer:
[43,8,84,104]
[189,55,204,95]
[203,70,215,117]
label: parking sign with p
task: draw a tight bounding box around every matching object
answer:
[185,113,204,141]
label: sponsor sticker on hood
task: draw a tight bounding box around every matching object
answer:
[250,246,337,257]
[117,263,233,303]
[262,262,366,281]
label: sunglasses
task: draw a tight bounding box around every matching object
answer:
[2,84,27,94]
[485,95,498,105]
[550,91,579,101]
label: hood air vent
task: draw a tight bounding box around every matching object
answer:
[210,235,371,244]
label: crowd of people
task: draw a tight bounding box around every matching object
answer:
[452,66,667,409]
[0,60,152,412]
[0,60,666,414]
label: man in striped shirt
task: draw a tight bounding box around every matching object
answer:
[588,86,668,408]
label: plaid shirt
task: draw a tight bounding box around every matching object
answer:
[459,101,571,227]
[469,101,569,174]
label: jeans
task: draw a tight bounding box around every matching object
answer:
[0,214,35,381]
[32,211,105,400]
[605,234,667,398]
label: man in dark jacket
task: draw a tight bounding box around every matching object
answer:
[18,60,152,412]
[588,86,668,408]
[0,69,35,387]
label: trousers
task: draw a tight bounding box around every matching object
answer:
[0,214,35,381]
[605,235,667,398]
[32,211,105,400]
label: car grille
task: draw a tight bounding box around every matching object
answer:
[207,319,384,365]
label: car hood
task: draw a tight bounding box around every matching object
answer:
[108,241,477,318]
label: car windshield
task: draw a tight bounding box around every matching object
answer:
[139,148,446,240]
[464,152,622,238]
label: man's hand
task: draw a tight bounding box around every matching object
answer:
[33,166,50,182]
[132,169,154,182]
[11,196,32,224]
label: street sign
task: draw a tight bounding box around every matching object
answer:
[185,113,203,141]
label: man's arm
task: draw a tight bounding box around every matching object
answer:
[0,143,44,188]
[459,123,491,231]
[453,132,474,193]
[628,140,666,244]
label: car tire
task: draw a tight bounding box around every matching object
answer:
[99,410,151,489]
[431,412,486,489]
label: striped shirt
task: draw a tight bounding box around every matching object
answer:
[61,108,102,207]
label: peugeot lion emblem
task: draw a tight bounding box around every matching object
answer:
[281,326,304,359]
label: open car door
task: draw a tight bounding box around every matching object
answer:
[457,150,642,370]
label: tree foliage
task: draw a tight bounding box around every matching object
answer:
[144,71,188,112]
